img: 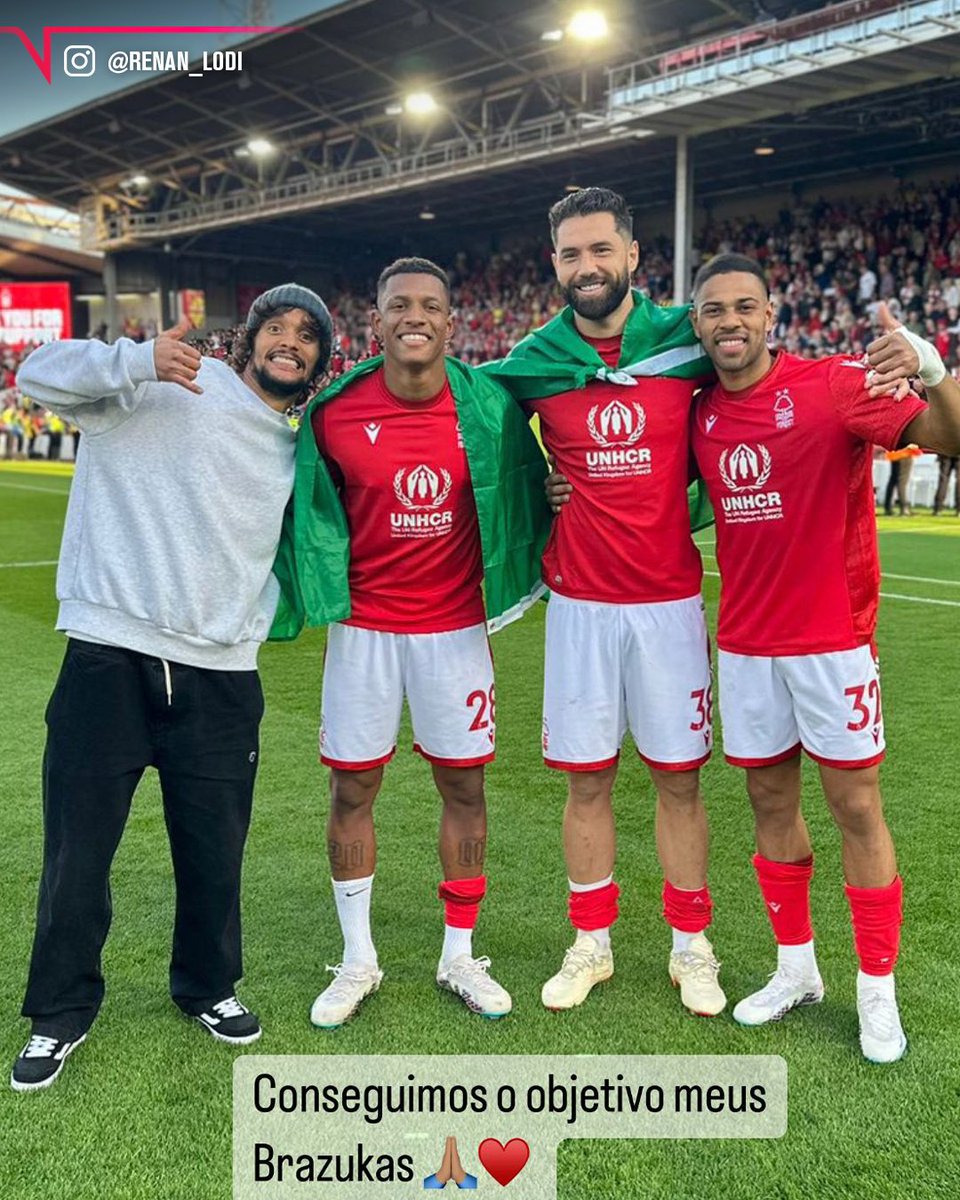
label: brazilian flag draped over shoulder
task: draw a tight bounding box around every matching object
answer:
[481,290,715,532]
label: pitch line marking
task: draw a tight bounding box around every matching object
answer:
[702,570,960,608]
[700,552,960,589]
[878,591,960,609]
[881,571,960,587]
[0,480,70,495]
[7,504,955,592]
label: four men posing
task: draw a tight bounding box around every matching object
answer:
[12,187,958,1091]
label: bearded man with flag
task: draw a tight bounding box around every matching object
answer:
[483,187,722,1017]
[271,257,551,1027]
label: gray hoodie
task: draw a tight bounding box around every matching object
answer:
[17,337,296,670]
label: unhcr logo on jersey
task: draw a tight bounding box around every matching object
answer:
[393,464,453,510]
[587,398,646,448]
[718,443,772,492]
[718,443,783,524]
[391,464,455,539]
[585,399,652,478]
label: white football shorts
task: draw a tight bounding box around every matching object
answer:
[320,622,496,770]
[718,643,885,769]
[541,592,713,772]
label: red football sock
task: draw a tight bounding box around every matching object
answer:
[568,880,620,931]
[754,853,814,945]
[845,875,903,976]
[438,875,486,929]
[662,880,712,933]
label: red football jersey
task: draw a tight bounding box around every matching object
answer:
[525,336,703,603]
[312,368,485,634]
[692,352,926,656]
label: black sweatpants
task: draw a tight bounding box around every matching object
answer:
[22,639,265,1038]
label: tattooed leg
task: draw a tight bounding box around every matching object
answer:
[433,764,486,881]
[328,766,383,880]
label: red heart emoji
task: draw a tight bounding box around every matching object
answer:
[478,1138,530,1187]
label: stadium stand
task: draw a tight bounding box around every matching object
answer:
[235,178,960,369]
[5,177,960,462]
[308,176,960,369]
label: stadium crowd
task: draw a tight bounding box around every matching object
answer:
[320,177,960,367]
[1,346,74,459]
[4,177,960,461]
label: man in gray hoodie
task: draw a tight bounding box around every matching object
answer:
[11,285,332,1092]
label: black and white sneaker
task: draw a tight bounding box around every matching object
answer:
[193,995,262,1045]
[11,1031,87,1092]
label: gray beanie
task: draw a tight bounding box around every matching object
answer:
[246,283,331,331]
[246,283,333,371]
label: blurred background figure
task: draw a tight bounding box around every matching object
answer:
[933,454,960,515]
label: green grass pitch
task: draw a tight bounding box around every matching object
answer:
[1,462,958,1199]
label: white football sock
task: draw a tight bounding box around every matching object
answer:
[671,928,697,953]
[857,969,896,999]
[332,874,377,967]
[568,874,613,892]
[778,940,818,976]
[441,925,474,965]
[580,927,611,950]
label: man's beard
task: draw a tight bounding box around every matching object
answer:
[251,359,306,400]
[562,269,631,321]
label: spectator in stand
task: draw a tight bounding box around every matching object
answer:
[1,396,25,458]
[859,263,877,304]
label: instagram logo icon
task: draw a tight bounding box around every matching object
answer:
[64,45,96,76]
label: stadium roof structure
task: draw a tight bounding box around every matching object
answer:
[0,193,101,278]
[1,0,959,267]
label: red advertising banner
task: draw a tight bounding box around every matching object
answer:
[0,281,72,347]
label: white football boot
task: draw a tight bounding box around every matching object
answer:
[857,979,907,1064]
[437,955,512,1018]
[668,933,727,1016]
[541,935,614,1010]
[733,964,825,1026]
[310,963,383,1028]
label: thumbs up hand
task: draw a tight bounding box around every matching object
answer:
[875,301,902,335]
[864,303,919,397]
[153,316,203,394]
